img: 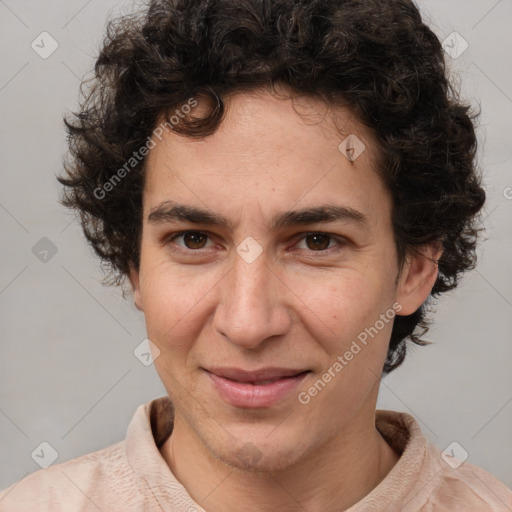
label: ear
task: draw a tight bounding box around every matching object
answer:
[128,265,144,311]
[395,242,443,316]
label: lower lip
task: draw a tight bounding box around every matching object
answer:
[207,371,310,408]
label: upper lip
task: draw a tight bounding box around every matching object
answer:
[205,367,310,382]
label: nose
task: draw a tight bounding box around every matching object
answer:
[212,246,292,350]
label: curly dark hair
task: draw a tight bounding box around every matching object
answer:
[57,0,485,373]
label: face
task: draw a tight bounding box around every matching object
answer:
[130,88,437,471]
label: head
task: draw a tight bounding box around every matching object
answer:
[58,0,485,471]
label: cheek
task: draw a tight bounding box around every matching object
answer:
[139,261,218,349]
[299,289,394,425]
[290,269,391,347]
[140,269,211,393]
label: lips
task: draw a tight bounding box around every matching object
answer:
[207,367,310,382]
[204,367,311,408]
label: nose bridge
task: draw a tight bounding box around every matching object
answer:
[213,246,289,349]
[232,248,271,311]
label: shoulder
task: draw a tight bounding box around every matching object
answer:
[0,440,142,512]
[373,410,512,511]
[405,438,512,511]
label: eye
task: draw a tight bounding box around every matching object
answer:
[166,231,215,251]
[165,230,345,256]
[294,232,344,253]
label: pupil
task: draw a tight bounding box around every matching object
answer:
[307,234,329,251]
[184,232,206,249]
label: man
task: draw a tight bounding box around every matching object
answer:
[1,0,511,510]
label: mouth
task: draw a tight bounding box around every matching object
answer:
[204,367,311,408]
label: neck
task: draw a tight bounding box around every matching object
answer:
[160,408,399,512]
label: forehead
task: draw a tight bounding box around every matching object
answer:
[142,90,390,228]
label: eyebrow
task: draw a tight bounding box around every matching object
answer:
[147,200,369,231]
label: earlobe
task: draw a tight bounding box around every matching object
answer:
[128,266,144,311]
[396,242,443,316]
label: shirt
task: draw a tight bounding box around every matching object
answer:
[1,395,511,511]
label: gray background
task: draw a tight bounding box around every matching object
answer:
[1,0,511,491]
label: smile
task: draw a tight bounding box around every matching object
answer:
[204,368,311,408]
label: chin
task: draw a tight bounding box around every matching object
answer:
[206,431,309,473]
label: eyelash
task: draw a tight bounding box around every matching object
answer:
[164,230,346,257]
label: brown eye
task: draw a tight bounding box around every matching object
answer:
[304,233,332,251]
[182,231,208,249]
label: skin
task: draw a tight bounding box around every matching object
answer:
[129,87,441,512]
